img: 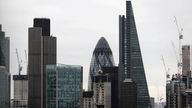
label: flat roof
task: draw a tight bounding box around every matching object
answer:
[13,75,28,80]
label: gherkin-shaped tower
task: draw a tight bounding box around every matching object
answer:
[88,37,115,90]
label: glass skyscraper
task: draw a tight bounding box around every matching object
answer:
[46,64,83,108]
[119,1,151,108]
[88,37,115,90]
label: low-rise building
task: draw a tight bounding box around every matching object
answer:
[12,75,28,108]
[83,91,94,108]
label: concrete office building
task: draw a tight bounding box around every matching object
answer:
[12,75,28,108]
[28,18,56,108]
[182,45,191,77]
[92,73,111,108]
[101,67,118,108]
[91,67,118,108]
[0,24,10,108]
[118,1,151,108]
[83,91,94,108]
[46,64,83,108]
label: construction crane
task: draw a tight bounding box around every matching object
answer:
[174,16,183,75]
[171,41,180,72]
[161,56,170,82]
[16,49,22,75]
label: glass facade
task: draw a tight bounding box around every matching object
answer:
[47,64,82,108]
[119,1,151,108]
[88,37,115,90]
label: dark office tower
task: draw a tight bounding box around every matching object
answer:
[0,24,10,108]
[88,37,115,90]
[34,18,50,36]
[28,18,56,108]
[119,79,137,108]
[119,1,151,108]
[119,15,126,65]
[0,25,10,72]
[118,15,127,84]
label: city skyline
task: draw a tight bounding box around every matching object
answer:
[1,0,192,102]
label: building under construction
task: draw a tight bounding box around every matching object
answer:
[12,75,28,108]
[12,49,28,108]
[166,45,192,108]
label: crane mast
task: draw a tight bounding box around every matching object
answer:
[174,16,183,75]
[161,56,170,82]
[16,49,22,75]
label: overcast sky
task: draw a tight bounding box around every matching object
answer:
[1,0,192,102]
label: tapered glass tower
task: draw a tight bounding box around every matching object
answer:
[88,37,115,90]
[119,1,151,108]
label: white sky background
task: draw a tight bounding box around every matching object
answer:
[1,0,192,102]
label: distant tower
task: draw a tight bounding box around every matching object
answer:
[0,24,10,108]
[88,37,115,90]
[28,18,56,108]
[118,1,151,108]
[182,45,191,77]
[0,24,9,72]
